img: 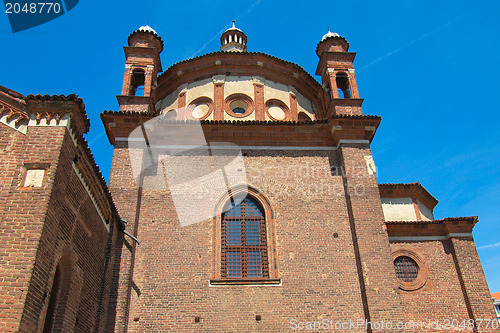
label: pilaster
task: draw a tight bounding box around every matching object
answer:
[339,141,405,331]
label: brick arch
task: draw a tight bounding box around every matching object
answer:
[224,93,255,118]
[265,98,291,121]
[186,96,214,120]
[38,248,82,333]
[214,185,274,220]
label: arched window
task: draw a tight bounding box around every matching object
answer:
[42,254,76,332]
[221,197,269,279]
[211,187,280,285]
[43,266,61,333]
[129,68,145,96]
[336,72,351,99]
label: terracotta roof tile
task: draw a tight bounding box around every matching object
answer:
[101,110,380,123]
[385,216,479,225]
[0,84,26,100]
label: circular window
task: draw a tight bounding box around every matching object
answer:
[265,99,291,121]
[392,250,428,291]
[229,100,248,115]
[394,256,419,282]
[192,103,210,119]
[187,97,213,120]
[268,105,286,120]
[225,94,254,118]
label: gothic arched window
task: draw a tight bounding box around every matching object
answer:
[221,198,269,279]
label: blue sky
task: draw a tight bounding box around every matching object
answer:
[1,0,499,292]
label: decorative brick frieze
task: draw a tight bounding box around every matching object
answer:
[0,100,29,133]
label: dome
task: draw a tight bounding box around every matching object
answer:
[137,25,157,35]
[225,20,242,33]
[321,30,340,41]
[127,24,164,52]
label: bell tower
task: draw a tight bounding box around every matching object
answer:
[117,25,163,113]
[315,30,363,116]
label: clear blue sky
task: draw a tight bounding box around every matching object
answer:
[1,0,499,292]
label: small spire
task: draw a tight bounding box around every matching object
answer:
[232,19,236,29]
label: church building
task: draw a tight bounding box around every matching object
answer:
[0,22,498,332]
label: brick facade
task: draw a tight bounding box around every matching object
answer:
[0,87,121,332]
[0,24,497,333]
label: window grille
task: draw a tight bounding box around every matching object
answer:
[394,256,419,282]
[221,198,268,278]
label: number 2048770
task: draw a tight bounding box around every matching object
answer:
[5,3,61,14]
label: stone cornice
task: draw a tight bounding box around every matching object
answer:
[328,115,380,144]
[101,110,381,147]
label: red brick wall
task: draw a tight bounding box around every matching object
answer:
[108,146,374,332]
[106,142,143,332]
[390,239,499,332]
[0,122,118,332]
[103,127,498,332]
[338,142,405,330]
[0,123,32,332]
[450,237,499,332]
[390,241,470,324]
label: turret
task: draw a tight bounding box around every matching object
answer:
[117,25,163,113]
[315,30,363,116]
[220,20,247,52]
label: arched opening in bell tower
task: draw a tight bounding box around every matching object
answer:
[129,68,146,96]
[336,72,351,99]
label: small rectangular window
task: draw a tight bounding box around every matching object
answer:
[23,169,45,187]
